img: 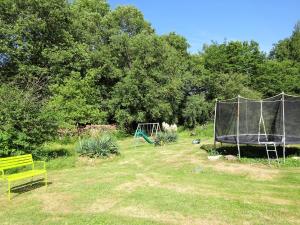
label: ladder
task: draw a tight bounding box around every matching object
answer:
[258,101,280,166]
[264,142,279,166]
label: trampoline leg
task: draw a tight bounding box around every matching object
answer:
[283,145,286,163]
[237,143,241,159]
[275,147,279,166]
[266,145,271,165]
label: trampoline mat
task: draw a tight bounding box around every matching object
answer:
[216,134,300,145]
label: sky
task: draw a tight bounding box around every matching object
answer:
[108,0,300,53]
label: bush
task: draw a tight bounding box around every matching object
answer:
[182,94,212,128]
[46,72,107,128]
[76,134,119,157]
[154,132,178,146]
[0,85,58,157]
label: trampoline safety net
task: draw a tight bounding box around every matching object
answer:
[214,93,300,145]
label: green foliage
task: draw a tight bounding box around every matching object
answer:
[194,123,214,138]
[46,72,107,127]
[202,72,262,100]
[39,141,75,160]
[154,132,178,146]
[0,0,73,89]
[182,94,212,128]
[76,134,119,157]
[0,85,58,157]
[271,21,300,62]
[108,33,188,130]
[202,40,265,75]
[254,60,300,96]
[1,0,300,144]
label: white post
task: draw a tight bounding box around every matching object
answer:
[282,92,286,163]
[151,124,154,137]
[237,95,241,159]
[213,99,218,149]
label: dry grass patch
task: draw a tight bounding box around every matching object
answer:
[39,192,75,214]
[207,161,280,180]
[76,156,117,167]
[116,205,226,225]
[87,198,120,213]
[115,174,234,199]
[257,195,295,205]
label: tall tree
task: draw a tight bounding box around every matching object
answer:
[270,21,300,62]
[0,0,73,91]
[202,40,265,76]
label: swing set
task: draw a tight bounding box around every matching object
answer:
[134,123,161,144]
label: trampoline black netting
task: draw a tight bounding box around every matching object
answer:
[214,93,300,159]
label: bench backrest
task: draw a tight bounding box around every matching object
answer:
[0,154,33,170]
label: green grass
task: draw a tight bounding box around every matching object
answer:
[0,130,299,225]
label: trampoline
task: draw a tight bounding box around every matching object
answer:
[213,93,300,161]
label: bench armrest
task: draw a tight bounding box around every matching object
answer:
[33,161,46,170]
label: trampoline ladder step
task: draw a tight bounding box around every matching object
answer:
[265,143,279,166]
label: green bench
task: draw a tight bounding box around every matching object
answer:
[0,154,47,200]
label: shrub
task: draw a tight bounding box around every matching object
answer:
[154,132,178,146]
[0,85,58,157]
[46,72,107,128]
[76,134,119,157]
[182,94,212,128]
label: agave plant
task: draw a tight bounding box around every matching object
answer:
[77,134,119,157]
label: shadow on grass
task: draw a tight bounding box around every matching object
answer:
[202,144,300,158]
[220,145,299,158]
[11,179,52,195]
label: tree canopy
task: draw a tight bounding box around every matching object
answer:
[0,0,300,155]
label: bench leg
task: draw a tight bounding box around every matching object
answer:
[8,180,11,200]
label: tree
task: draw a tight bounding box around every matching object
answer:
[108,33,188,130]
[46,72,107,127]
[71,0,110,45]
[202,40,265,76]
[0,85,57,157]
[161,32,190,56]
[253,60,300,96]
[101,5,153,38]
[270,21,300,62]
[182,94,212,128]
[202,72,261,100]
[0,0,73,91]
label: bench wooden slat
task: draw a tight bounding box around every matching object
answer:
[0,155,33,170]
[0,154,32,162]
[0,157,32,163]
[0,162,33,170]
[0,157,33,164]
[4,169,46,181]
[0,158,33,165]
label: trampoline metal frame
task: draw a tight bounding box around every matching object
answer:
[214,92,290,162]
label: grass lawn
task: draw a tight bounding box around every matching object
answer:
[0,131,299,225]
